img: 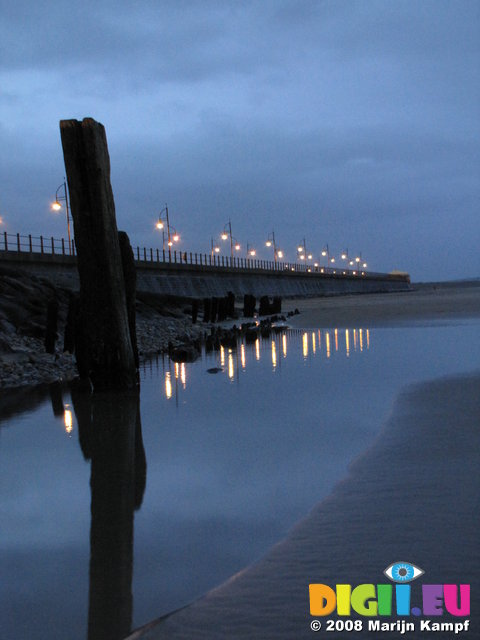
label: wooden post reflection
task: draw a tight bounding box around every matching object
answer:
[72,388,146,640]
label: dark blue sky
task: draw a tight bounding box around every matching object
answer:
[1,0,479,281]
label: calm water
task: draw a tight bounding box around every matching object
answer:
[1,321,479,640]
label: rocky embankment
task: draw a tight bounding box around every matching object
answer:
[0,268,206,390]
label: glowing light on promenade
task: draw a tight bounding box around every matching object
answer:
[228,351,234,380]
[282,334,287,358]
[359,329,364,352]
[255,338,260,361]
[367,329,370,349]
[302,332,308,358]
[353,329,357,351]
[334,328,338,352]
[345,329,350,357]
[312,332,316,354]
[241,343,246,369]
[325,331,331,358]
[174,362,179,379]
[220,345,225,367]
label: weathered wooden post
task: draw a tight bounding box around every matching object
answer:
[60,117,137,390]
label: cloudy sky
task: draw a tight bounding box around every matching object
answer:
[1,0,479,280]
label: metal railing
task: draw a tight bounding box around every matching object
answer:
[1,232,76,256]
[0,231,380,278]
[132,245,368,276]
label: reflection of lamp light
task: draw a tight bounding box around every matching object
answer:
[165,372,172,399]
[302,332,308,358]
[64,408,73,435]
[271,340,277,368]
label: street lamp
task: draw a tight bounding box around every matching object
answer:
[297,237,307,262]
[51,179,72,255]
[156,204,180,253]
[266,231,282,264]
[220,219,241,258]
[321,244,331,269]
[246,243,256,257]
[211,237,221,257]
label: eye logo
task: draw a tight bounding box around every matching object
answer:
[384,561,424,583]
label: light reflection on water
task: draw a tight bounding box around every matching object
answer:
[1,322,479,640]
[154,328,372,398]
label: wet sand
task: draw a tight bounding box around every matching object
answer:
[125,284,480,640]
[284,282,480,327]
[128,371,479,639]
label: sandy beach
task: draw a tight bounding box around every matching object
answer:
[127,283,480,640]
[284,282,480,328]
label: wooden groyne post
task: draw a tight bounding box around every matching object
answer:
[60,117,137,390]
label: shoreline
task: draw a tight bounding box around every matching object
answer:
[1,279,479,390]
[129,370,480,639]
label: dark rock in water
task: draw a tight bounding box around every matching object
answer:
[207,367,223,374]
[170,343,200,363]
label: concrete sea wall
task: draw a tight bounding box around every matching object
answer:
[0,251,410,298]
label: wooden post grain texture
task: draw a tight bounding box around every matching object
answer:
[60,117,137,390]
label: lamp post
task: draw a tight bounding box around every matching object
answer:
[211,237,221,258]
[354,252,367,273]
[156,204,179,255]
[297,237,306,262]
[220,219,241,258]
[246,243,256,257]
[321,244,330,270]
[266,231,282,265]
[52,179,72,255]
